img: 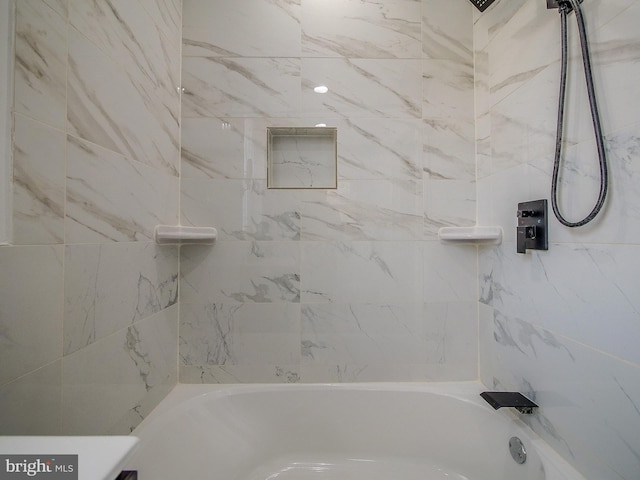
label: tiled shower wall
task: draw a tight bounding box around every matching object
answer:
[0,0,182,435]
[179,0,479,383]
[476,0,640,478]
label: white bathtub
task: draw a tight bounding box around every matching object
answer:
[125,382,585,480]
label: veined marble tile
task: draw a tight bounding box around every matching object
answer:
[67,28,179,176]
[64,242,178,355]
[477,302,495,388]
[336,118,422,181]
[180,303,301,367]
[487,312,640,480]
[300,179,423,241]
[0,245,63,386]
[298,364,434,383]
[300,241,423,304]
[474,163,542,237]
[423,241,477,303]
[180,365,301,384]
[423,117,475,182]
[487,0,558,108]
[62,306,178,435]
[182,57,301,118]
[422,0,473,62]
[65,136,179,243]
[475,172,495,229]
[137,0,182,50]
[180,242,300,304]
[474,113,492,180]
[480,242,640,365]
[423,58,474,122]
[301,58,422,118]
[301,303,426,365]
[302,303,424,334]
[472,0,526,51]
[12,115,65,245]
[69,0,181,116]
[181,117,266,180]
[490,63,559,174]
[181,179,301,241]
[14,0,67,129]
[302,0,421,59]
[590,0,640,139]
[424,179,476,238]
[423,301,478,378]
[183,0,300,57]
[0,361,62,435]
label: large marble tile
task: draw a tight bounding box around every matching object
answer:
[302,0,421,59]
[487,0,558,108]
[180,242,300,304]
[424,179,476,238]
[138,0,182,48]
[0,361,62,435]
[589,1,640,139]
[14,0,67,129]
[299,363,435,383]
[181,117,267,180]
[64,242,178,355]
[490,63,559,174]
[479,242,640,365]
[423,117,475,182]
[423,301,478,380]
[301,58,422,118]
[0,245,63,386]
[65,136,179,243]
[182,57,301,118]
[62,306,178,435]
[300,179,423,241]
[183,0,301,57]
[475,162,543,236]
[422,59,474,117]
[300,241,423,304]
[423,241,478,303]
[336,118,422,181]
[180,302,301,367]
[181,364,301,384]
[67,28,179,176]
[181,179,301,241]
[422,0,473,62]
[301,303,426,365]
[487,312,640,480]
[12,115,65,244]
[69,0,181,115]
[223,117,423,182]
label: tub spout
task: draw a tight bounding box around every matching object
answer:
[480,391,538,415]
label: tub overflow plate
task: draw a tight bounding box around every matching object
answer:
[509,436,527,464]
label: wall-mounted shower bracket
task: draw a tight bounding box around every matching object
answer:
[546,0,583,12]
[480,392,539,415]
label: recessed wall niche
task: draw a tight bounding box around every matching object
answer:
[267,127,337,189]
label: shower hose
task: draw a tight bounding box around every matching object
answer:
[551,0,608,227]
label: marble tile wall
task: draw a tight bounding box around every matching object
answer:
[179,0,478,383]
[475,0,640,478]
[0,0,181,435]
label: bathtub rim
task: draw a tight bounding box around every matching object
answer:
[130,381,586,480]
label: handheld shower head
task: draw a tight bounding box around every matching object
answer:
[467,0,497,12]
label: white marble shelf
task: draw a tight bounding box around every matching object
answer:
[154,225,217,245]
[438,226,502,245]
